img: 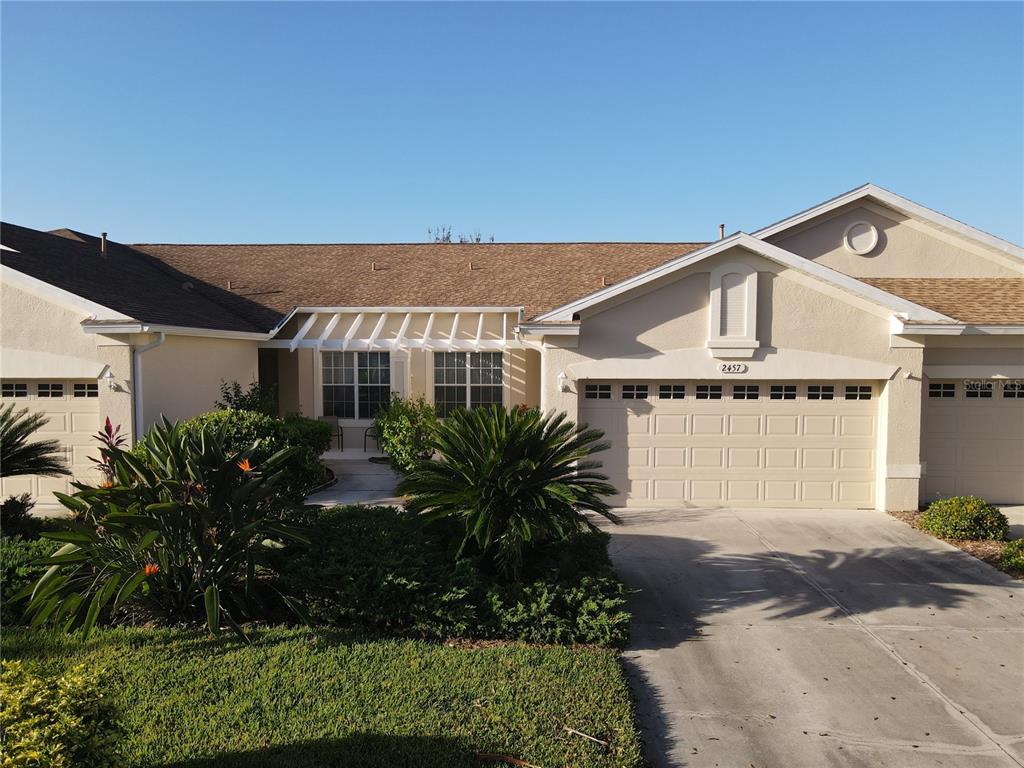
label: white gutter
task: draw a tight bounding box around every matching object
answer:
[132,332,165,441]
[891,321,1024,336]
[83,322,270,340]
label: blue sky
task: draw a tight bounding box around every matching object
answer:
[2,1,1021,244]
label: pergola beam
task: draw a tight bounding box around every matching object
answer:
[316,313,341,351]
[341,312,365,352]
[290,312,319,352]
[447,313,460,350]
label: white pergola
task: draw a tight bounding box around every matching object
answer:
[260,307,530,352]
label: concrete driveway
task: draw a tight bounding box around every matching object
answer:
[599,508,1024,768]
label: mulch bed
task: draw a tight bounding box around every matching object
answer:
[888,510,1023,580]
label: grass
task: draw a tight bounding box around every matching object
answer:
[2,627,643,768]
[889,510,1023,580]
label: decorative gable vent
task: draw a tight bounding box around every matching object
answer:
[708,262,759,359]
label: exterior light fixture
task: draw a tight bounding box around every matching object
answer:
[557,371,569,393]
[105,369,115,390]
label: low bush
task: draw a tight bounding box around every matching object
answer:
[276,505,630,646]
[0,660,121,768]
[919,495,1009,540]
[278,506,478,638]
[1,493,36,536]
[999,539,1024,573]
[372,395,438,474]
[1,535,60,624]
[180,409,329,501]
[3,627,642,768]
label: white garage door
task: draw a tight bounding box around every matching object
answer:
[922,379,1024,504]
[580,380,877,508]
[0,379,102,510]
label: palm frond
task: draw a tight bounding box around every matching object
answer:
[0,403,70,478]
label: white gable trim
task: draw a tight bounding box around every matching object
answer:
[534,233,955,324]
[1,264,134,321]
[753,183,1024,265]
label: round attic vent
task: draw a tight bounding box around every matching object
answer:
[843,220,878,255]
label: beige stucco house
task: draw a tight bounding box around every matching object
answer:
[2,184,1022,512]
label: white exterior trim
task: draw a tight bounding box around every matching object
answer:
[2,265,134,321]
[81,322,269,340]
[753,183,1024,265]
[565,346,900,382]
[924,365,1024,380]
[534,233,955,324]
[894,322,1024,336]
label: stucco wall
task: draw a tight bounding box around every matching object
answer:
[0,281,134,509]
[139,335,259,428]
[769,203,1022,278]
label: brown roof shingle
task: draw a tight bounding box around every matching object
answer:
[862,278,1024,325]
[133,242,707,323]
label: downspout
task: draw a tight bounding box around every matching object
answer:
[132,332,165,441]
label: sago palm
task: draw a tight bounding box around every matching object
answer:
[0,403,69,478]
[399,406,618,578]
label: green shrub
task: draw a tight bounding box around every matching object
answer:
[281,413,333,457]
[0,660,121,768]
[400,406,618,577]
[277,505,630,646]
[920,495,1009,540]
[373,395,439,474]
[0,403,70,480]
[999,539,1024,572]
[1,494,36,537]
[482,576,630,646]
[181,409,328,501]
[277,506,478,638]
[22,417,308,638]
[216,379,278,416]
[1,535,60,624]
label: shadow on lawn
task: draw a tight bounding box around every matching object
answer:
[160,734,483,768]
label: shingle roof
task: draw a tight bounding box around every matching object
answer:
[133,241,708,322]
[0,223,272,332]
[861,278,1024,325]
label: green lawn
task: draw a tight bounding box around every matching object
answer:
[3,627,643,768]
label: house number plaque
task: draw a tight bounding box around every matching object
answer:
[719,363,748,374]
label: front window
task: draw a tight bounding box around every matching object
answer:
[322,351,391,419]
[433,352,504,417]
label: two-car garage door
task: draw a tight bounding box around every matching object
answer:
[580,380,877,508]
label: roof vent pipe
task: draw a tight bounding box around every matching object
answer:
[718,224,725,240]
[100,232,108,255]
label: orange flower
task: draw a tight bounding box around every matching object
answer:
[236,458,252,472]
[144,563,160,577]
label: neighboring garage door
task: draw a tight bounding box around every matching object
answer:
[580,380,877,508]
[0,379,101,509]
[922,379,1024,504]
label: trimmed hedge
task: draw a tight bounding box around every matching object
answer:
[178,410,331,502]
[1,535,60,625]
[3,627,643,768]
[0,660,121,768]
[919,495,1009,540]
[1000,539,1024,573]
[276,506,631,646]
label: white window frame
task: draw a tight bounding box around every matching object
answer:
[321,351,392,420]
[707,262,759,359]
[432,351,505,416]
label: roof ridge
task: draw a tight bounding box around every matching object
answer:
[133,241,710,247]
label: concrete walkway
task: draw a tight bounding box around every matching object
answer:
[598,507,1024,768]
[304,459,402,507]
